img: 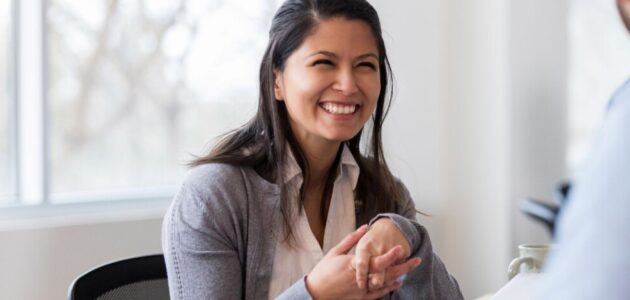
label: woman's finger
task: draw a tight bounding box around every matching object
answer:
[368,272,385,291]
[370,245,403,272]
[386,257,422,281]
[354,235,402,290]
[354,243,371,289]
[365,280,402,299]
[366,246,403,291]
[365,258,421,299]
[330,225,368,256]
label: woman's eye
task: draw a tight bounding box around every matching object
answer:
[313,59,334,66]
[357,62,377,70]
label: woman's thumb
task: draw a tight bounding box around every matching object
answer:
[330,225,368,255]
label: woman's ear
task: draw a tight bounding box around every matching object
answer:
[273,69,284,101]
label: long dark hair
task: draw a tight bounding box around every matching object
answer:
[192,0,403,244]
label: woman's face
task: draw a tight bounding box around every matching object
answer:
[274,18,381,150]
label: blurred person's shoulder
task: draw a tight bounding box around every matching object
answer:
[607,78,630,110]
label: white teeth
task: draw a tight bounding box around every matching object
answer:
[321,103,357,115]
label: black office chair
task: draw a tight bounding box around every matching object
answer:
[68,254,169,300]
[520,181,572,237]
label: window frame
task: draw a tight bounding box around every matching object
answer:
[15,0,47,206]
[3,0,282,213]
[1,0,173,213]
[1,0,19,204]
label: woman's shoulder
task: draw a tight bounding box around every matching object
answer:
[180,163,248,192]
[181,162,275,195]
[185,162,243,180]
[171,163,252,217]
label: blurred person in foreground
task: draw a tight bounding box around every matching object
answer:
[541,0,630,298]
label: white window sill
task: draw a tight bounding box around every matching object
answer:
[0,197,171,231]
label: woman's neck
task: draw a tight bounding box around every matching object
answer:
[298,140,340,189]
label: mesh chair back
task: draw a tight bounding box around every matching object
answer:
[68,254,168,300]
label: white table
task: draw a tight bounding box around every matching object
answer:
[491,273,545,300]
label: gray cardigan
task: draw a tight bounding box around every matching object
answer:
[162,163,463,299]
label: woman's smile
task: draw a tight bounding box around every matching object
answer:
[319,102,361,119]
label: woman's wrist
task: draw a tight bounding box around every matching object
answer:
[371,218,411,258]
[304,275,323,300]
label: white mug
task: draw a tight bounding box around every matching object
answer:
[507,244,551,280]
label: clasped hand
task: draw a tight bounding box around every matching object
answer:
[305,221,421,299]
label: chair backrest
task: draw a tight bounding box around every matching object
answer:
[68,254,169,300]
[520,181,572,237]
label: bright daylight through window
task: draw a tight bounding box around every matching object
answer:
[47,0,281,203]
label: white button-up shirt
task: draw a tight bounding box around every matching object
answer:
[268,145,359,299]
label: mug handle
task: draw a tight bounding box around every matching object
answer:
[507,257,534,280]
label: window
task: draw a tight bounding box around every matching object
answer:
[2,0,283,207]
[567,0,630,173]
[0,0,15,204]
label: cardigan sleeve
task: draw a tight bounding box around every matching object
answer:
[369,182,464,300]
[275,276,313,300]
[162,164,247,300]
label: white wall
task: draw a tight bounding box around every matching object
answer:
[0,214,163,300]
[378,0,568,298]
[508,0,569,253]
[372,0,446,245]
[440,0,512,297]
[0,1,569,299]
[375,0,513,297]
[376,0,512,297]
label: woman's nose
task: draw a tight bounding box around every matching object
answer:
[332,68,359,95]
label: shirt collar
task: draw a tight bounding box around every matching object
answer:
[282,148,302,184]
[282,144,360,190]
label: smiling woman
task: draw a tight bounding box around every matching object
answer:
[162,0,463,299]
